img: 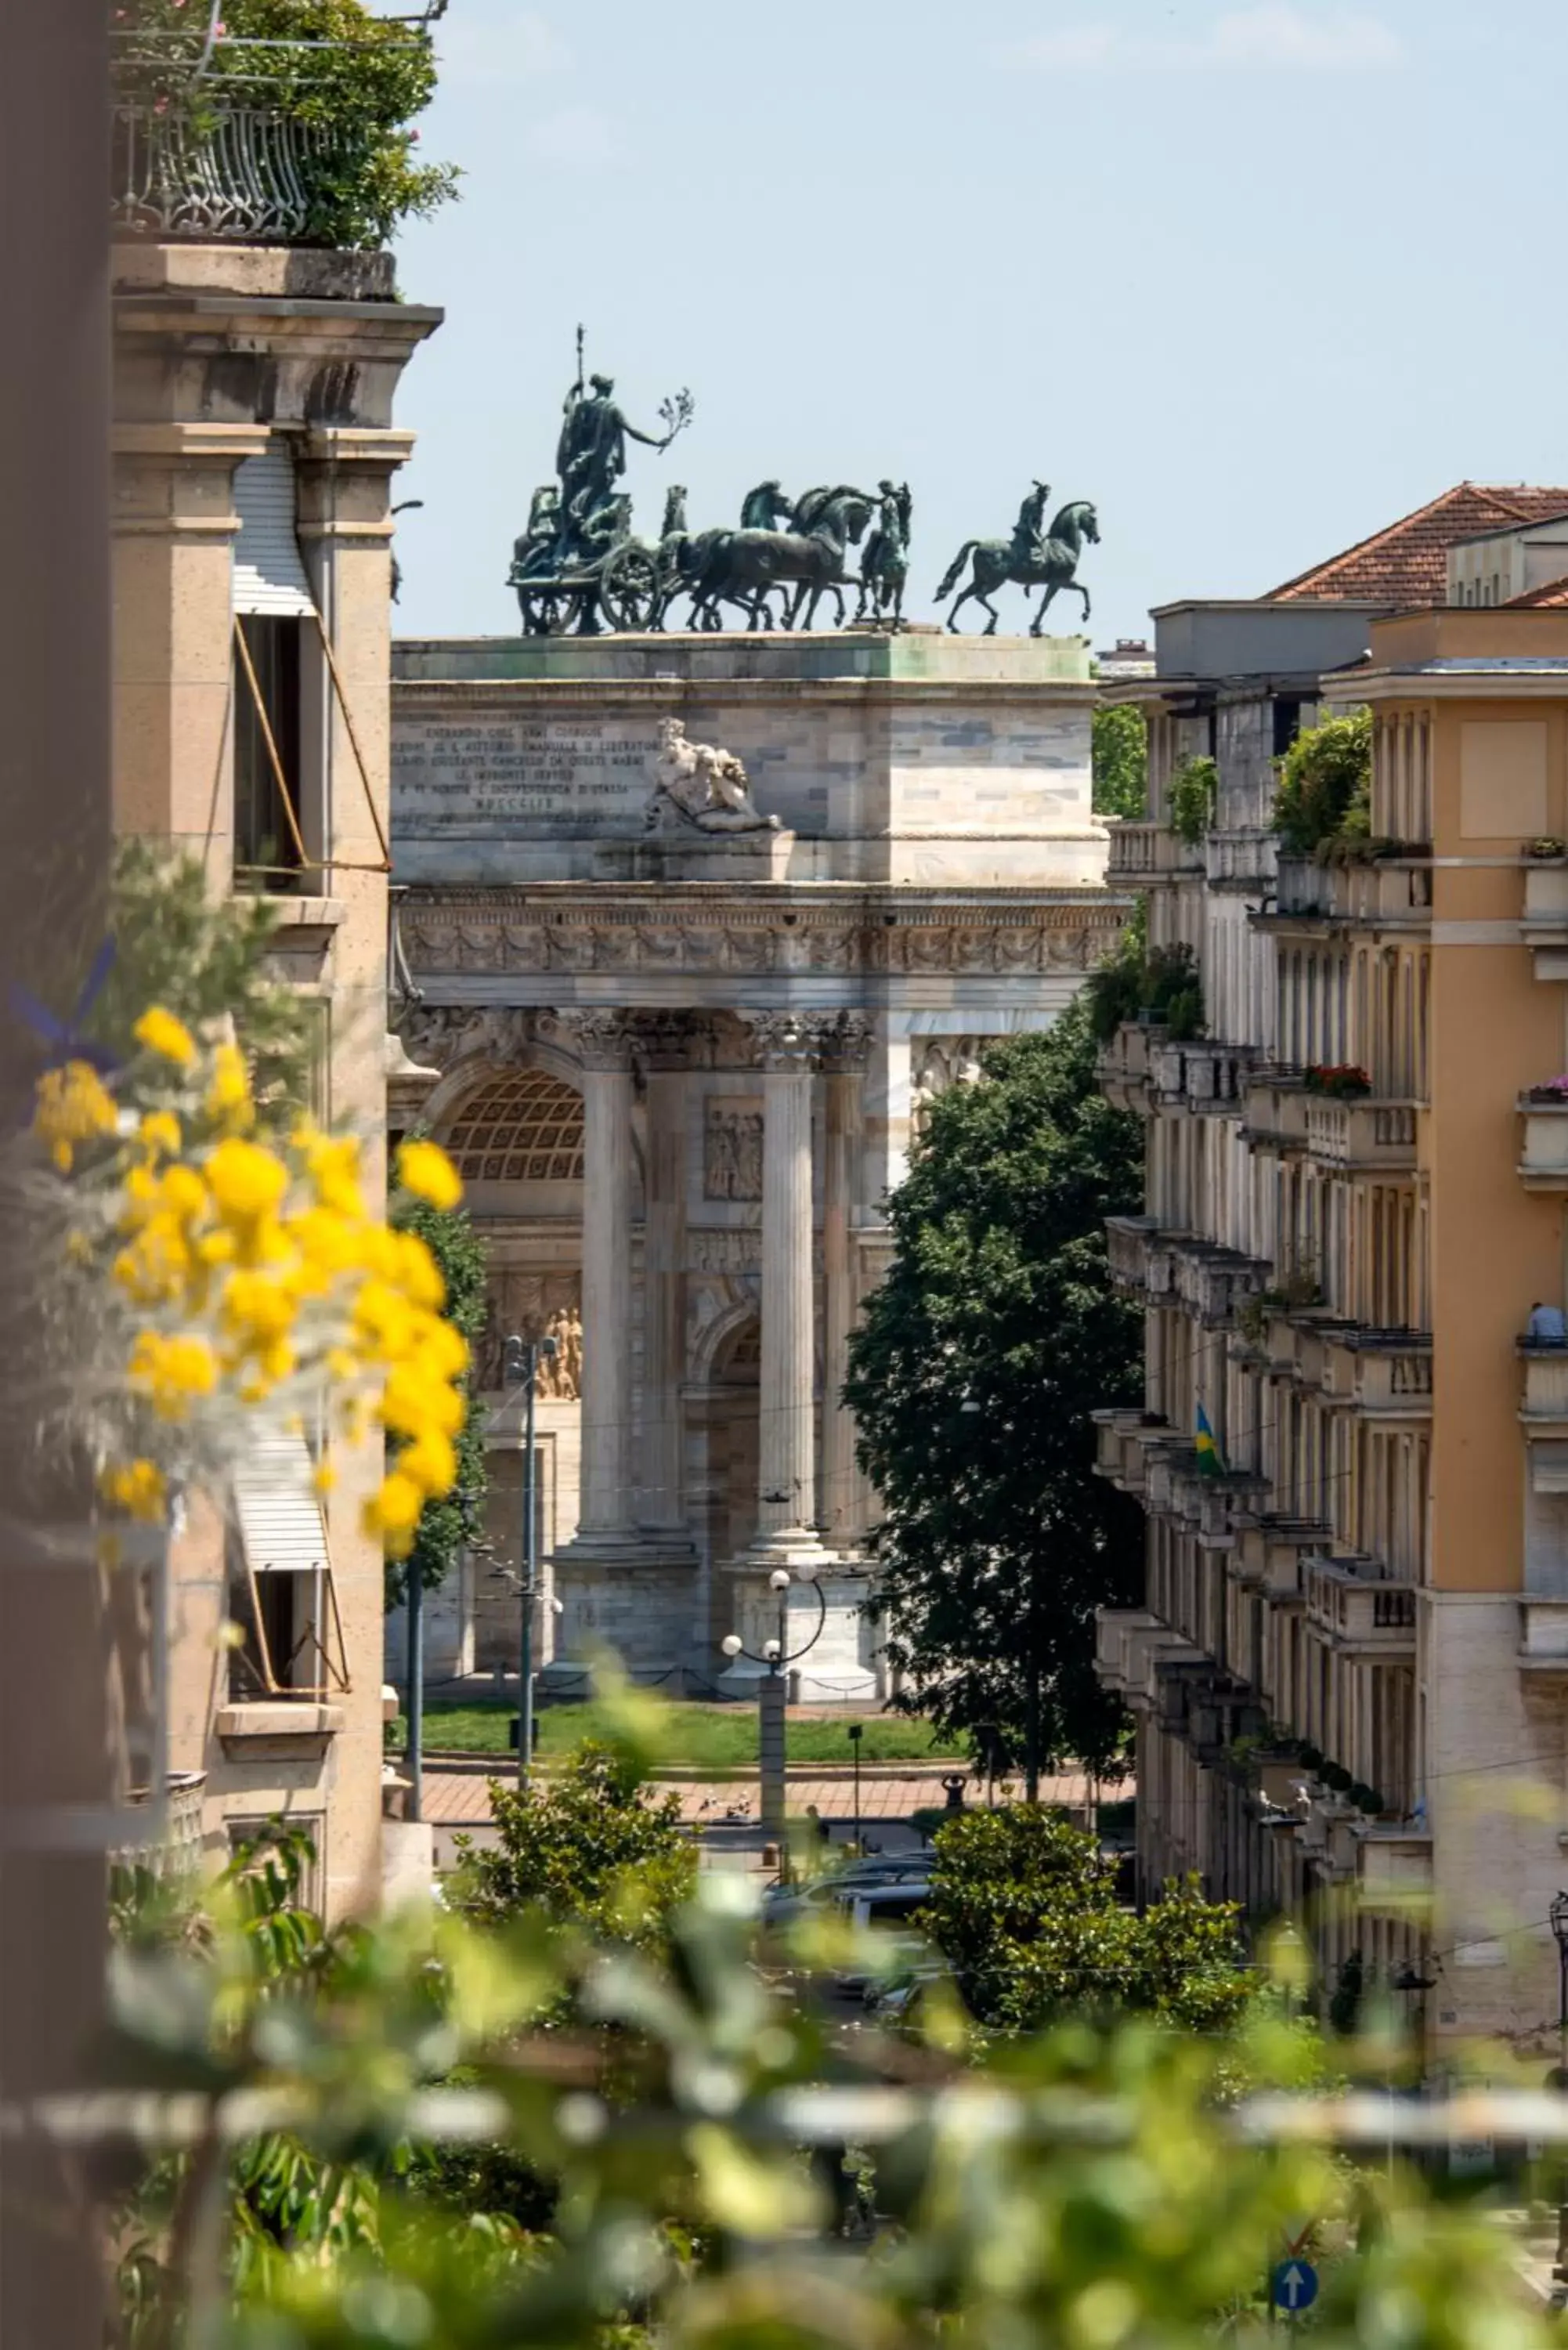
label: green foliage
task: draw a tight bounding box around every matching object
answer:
[96,840,313,1115]
[385,1696,967,1765]
[1092,702,1148,819]
[844,1003,1145,1774]
[387,1198,490,1607]
[455,1743,697,1945]
[120,0,460,248]
[1084,921,1205,1046]
[99,1823,1555,2350]
[919,1806,1253,2033]
[1169,754,1219,845]
[1274,706,1373,856]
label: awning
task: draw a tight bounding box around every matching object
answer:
[233,1426,329,1574]
[233,438,315,618]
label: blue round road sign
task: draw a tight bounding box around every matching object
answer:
[1271,2261,1318,2314]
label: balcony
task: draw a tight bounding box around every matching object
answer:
[1241,1070,1308,1154]
[1092,1408,1172,1494]
[1269,857,1431,928]
[1302,1097,1419,1173]
[1523,862,1568,978]
[1093,1610,1205,1711]
[1105,1213,1164,1296]
[1520,1597,1568,1672]
[110,16,442,245]
[1149,1039,1259,1115]
[1335,1332,1433,1419]
[1231,1517,1329,1602]
[1169,1238,1270,1330]
[1097,1021,1165,1115]
[1520,1341,1568,1423]
[1304,1557,1417,1654]
[1518,1096,1568,1190]
[1205,829,1277,895]
[1105,821,1202,888]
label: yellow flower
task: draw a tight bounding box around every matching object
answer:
[134,1006,197,1068]
[396,1426,457,1499]
[312,1461,337,1495]
[128,1330,218,1420]
[138,1109,182,1161]
[363,1470,425,1559]
[396,1138,463,1213]
[205,1136,288,1224]
[396,1231,446,1312]
[304,1133,365,1220]
[99,1459,167,1524]
[33,1060,118,1173]
[381,1361,464,1441]
[204,1043,254,1134]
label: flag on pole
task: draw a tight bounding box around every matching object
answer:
[1195,1402,1226,1477]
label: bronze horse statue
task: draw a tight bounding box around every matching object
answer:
[688,486,875,631]
[936,498,1100,635]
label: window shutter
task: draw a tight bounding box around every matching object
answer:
[233,438,315,618]
[233,1426,331,1574]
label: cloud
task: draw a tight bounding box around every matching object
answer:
[1016,5,1404,72]
[525,107,618,165]
[435,9,572,86]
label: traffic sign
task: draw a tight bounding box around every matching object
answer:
[1271,2261,1318,2314]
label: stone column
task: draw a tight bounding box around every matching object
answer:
[554,1010,640,1548]
[634,1014,703,1555]
[821,1015,873,1549]
[744,1013,828,1567]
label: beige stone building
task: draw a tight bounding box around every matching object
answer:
[388,632,1123,1696]
[112,238,439,1916]
[1093,486,1568,2056]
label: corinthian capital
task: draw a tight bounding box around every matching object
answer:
[540,1007,638,1072]
[740,1010,845,1072]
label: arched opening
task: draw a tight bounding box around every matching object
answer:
[444,1066,585,1184]
[701,1314,759,1614]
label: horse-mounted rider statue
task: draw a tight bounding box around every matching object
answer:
[856,479,912,625]
[935,482,1100,636]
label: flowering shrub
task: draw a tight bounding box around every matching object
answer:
[33,1008,468,1556]
[1302,1063,1371,1099]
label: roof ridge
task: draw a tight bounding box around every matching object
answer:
[1266,483,1476,600]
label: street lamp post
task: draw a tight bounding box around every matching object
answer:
[1550,1893,1568,2294]
[503,1329,558,1791]
[848,1720,862,1854]
[721,1564,828,1870]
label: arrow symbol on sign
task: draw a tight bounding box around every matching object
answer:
[1281,2267,1306,2308]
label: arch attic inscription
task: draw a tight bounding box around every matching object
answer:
[396,715,652,837]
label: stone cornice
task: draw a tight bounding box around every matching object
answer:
[392,674,1099,710]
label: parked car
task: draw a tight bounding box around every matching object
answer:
[829,1880,935,1998]
[761,1853,934,1929]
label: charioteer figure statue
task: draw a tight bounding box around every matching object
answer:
[557,371,676,559]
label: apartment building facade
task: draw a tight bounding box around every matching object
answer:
[1095,487,1568,2055]
[111,227,439,1917]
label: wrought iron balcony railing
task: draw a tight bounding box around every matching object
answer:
[110,3,446,244]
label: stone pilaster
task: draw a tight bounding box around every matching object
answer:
[738,1012,831,1574]
[544,1008,697,1675]
[633,1014,706,1555]
[551,1010,638,1546]
[821,1014,874,1550]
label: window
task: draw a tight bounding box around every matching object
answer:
[1272,697,1303,761]
[232,438,316,893]
[227,1427,349,1701]
[233,613,305,887]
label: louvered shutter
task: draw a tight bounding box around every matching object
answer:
[233,1426,330,1574]
[233,438,315,617]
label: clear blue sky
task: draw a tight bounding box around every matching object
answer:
[389,0,1568,645]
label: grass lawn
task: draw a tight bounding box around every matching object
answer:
[386,1697,968,1768]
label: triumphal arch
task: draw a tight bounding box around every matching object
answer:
[389,622,1120,1697]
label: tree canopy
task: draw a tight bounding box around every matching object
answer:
[920,1806,1252,2034]
[1092,702,1148,819]
[844,1002,1146,1777]
[387,1196,490,1606]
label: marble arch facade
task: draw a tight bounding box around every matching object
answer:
[391,631,1127,1695]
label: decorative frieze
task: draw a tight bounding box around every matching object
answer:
[400,899,1116,980]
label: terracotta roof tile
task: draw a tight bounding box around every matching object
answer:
[1268,485,1568,606]
[1503,574,1568,609]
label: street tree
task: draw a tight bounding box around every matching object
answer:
[1092,701,1148,819]
[844,1002,1145,1783]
